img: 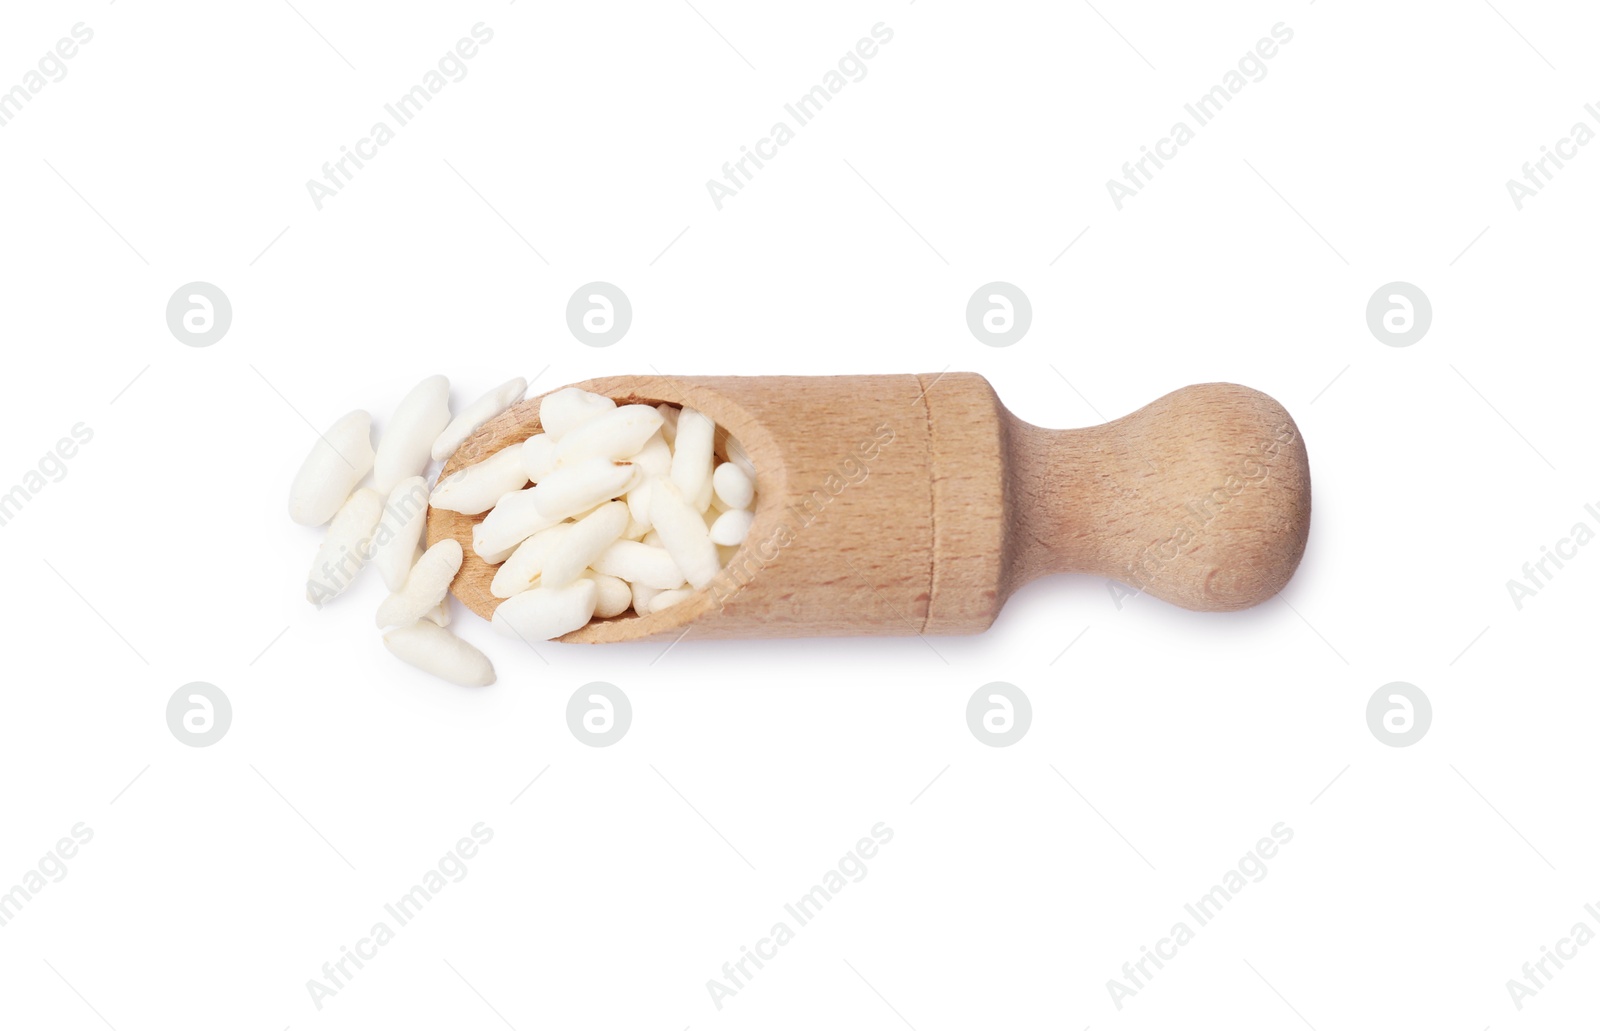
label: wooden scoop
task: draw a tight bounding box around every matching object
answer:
[425,374,1311,643]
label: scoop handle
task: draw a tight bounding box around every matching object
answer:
[1006,383,1311,611]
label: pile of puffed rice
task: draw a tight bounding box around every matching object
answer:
[287,378,755,686]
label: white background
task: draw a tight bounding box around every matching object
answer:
[1,0,1596,1028]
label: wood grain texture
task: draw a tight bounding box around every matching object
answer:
[424,374,1311,643]
[1004,380,1311,612]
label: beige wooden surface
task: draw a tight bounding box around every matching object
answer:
[425,374,1311,643]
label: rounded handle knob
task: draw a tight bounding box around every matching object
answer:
[1008,383,1311,611]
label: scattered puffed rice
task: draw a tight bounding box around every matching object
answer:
[307,488,384,604]
[373,476,430,592]
[289,410,375,526]
[382,621,495,687]
[432,377,526,462]
[376,538,463,629]
[374,375,451,493]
